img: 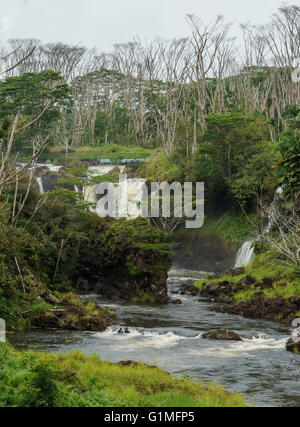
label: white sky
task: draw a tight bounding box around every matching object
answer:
[0,0,288,51]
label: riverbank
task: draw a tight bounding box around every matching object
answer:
[0,344,247,407]
[0,174,172,331]
[193,251,300,327]
[9,270,299,407]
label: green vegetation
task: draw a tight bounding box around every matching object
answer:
[0,176,171,329]
[41,145,155,165]
[195,212,258,248]
[0,3,299,407]
[195,249,300,304]
[0,345,248,407]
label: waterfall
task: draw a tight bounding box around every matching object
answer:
[84,177,147,219]
[36,177,44,194]
[235,239,256,268]
[234,186,283,268]
[87,165,125,177]
[126,178,147,218]
[30,162,146,219]
[17,162,62,172]
[83,165,146,219]
[83,165,145,219]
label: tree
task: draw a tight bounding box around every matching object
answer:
[278,129,300,195]
[0,70,70,149]
[263,201,300,273]
[191,113,270,209]
[187,14,232,137]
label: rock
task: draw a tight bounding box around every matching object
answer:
[170,299,182,305]
[179,283,200,296]
[199,281,234,300]
[118,360,140,367]
[215,295,300,324]
[286,338,300,354]
[118,360,158,370]
[259,278,274,289]
[202,329,242,341]
[204,282,220,294]
[229,267,246,277]
[236,276,256,286]
[31,295,118,332]
[218,281,230,287]
[118,327,130,334]
[235,276,256,292]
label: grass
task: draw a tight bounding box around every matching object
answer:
[197,211,258,248]
[0,345,248,407]
[28,145,156,165]
[137,152,184,182]
[132,291,156,304]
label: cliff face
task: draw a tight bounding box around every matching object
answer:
[74,217,172,303]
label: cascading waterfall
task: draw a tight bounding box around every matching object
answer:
[83,165,146,219]
[36,177,44,194]
[17,163,62,173]
[85,177,147,219]
[235,239,256,268]
[27,163,146,219]
[234,187,283,268]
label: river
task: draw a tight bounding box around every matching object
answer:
[10,270,300,407]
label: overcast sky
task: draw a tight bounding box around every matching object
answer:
[0,0,286,51]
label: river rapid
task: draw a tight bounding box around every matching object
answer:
[10,269,300,407]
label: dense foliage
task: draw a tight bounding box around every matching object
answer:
[0,345,247,407]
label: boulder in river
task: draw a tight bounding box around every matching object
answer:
[286,338,300,354]
[170,299,183,305]
[204,282,220,293]
[179,283,200,296]
[202,329,242,341]
[118,327,130,334]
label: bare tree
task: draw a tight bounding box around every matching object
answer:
[187,14,232,138]
[153,38,190,157]
[263,200,300,272]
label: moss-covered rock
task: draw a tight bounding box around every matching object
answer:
[30,293,118,331]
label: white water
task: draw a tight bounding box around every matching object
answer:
[235,187,283,268]
[92,327,286,354]
[17,162,63,172]
[84,165,146,220]
[235,239,256,268]
[36,177,44,194]
[10,270,298,407]
[27,163,146,220]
